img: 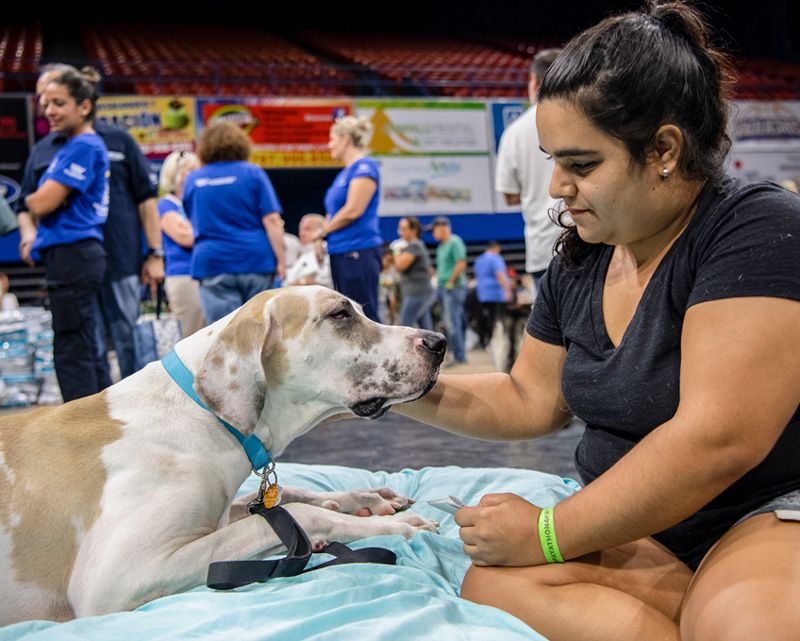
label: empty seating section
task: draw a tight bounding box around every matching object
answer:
[81,24,357,95]
[734,59,800,100]
[0,23,798,99]
[299,32,533,97]
[0,23,43,92]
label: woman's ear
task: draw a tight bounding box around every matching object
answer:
[652,124,684,175]
[79,98,93,120]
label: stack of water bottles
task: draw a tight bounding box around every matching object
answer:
[0,308,61,408]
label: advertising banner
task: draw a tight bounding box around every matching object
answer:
[728,101,800,185]
[0,96,31,208]
[355,100,493,216]
[357,99,489,155]
[198,99,352,167]
[490,101,527,153]
[378,156,494,215]
[96,96,197,159]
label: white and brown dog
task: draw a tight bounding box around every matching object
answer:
[0,286,446,624]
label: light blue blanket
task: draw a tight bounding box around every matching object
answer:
[1,464,580,641]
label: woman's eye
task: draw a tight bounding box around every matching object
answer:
[572,161,598,173]
[329,309,350,320]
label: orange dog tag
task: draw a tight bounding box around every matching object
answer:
[262,483,282,509]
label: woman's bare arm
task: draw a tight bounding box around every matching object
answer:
[395,333,572,440]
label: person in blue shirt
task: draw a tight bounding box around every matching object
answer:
[314,116,383,322]
[472,241,512,348]
[22,67,109,401]
[157,150,205,337]
[183,121,285,323]
[17,64,165,384]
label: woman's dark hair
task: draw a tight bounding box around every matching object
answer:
[50,66,102,121]
[198,121,252,164]
[538,1,734,266]
[403,216,423,238]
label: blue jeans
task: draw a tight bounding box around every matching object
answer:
[199,272,275,324]
[95,274,140,380]
[399,290,436,329]
[439,286,467,362]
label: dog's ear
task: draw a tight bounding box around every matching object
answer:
[194,302,275,435]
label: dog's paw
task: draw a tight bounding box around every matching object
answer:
[325,487,414,517]
[386,511,439,538]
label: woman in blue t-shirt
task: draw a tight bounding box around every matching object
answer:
[157,150,205,337]
[317,116,383,322]
[23,67,110,402]
[183,122,285,323]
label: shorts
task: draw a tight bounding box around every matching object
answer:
[734,487,800,527]
[653,486,800,570]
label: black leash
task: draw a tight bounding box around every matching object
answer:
[206,503,397,591]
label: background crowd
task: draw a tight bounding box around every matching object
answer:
[16,60,553,402]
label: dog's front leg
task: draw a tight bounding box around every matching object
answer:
[281,486,413,516]
[71,514,290,616]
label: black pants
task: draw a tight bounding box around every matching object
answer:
[476,302,506,348]
[42,239,108,402]
[329,245,383,323]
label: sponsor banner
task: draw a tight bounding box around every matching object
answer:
[96,96,197,159]
[357,100,489,155]
[728,149,800,185]
[730,101,800,146]
[378,156,494,216]
[0,96,31,206]
[490,101,527,152]
[728,101,800,184]
[198,99,352,168]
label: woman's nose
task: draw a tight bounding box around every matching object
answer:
[549,164,577,200]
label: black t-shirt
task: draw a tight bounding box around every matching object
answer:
[93,121,157,278]
[528,176,800,569]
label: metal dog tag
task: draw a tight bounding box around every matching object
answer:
[262,483,282,509]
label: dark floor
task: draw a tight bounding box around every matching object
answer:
[281,413,584,482]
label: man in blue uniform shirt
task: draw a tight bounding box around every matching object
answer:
[17,64,165,385]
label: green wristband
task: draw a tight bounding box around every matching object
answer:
[538,507,565,563]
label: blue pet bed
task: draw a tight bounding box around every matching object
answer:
[1,464,580,641]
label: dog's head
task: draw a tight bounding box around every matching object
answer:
[194,286,446,454]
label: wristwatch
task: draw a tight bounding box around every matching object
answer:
[146,247,165,259]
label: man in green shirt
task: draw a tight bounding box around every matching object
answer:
[432,217,468,364]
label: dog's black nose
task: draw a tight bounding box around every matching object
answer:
[421,331,447,355]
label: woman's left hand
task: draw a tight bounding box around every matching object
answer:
[456,493,544,566]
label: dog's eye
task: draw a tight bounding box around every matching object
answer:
[328,309,351,320]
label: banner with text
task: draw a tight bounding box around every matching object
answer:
[197,99,352,167]
[96,96,197,159]
[356,100,493,215]
[728,100,800,185]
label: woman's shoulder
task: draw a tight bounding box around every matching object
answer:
[350,156,380,177]
[690,175,800,245]
[158,194,181,213]
[66,132,107,156]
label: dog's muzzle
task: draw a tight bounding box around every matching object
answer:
[351,397,389,419]
[349,331,447,419]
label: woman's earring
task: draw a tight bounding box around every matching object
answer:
[661,168,670,179]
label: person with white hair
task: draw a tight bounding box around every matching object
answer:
[283,213,333,288]
[157,150,205,336]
